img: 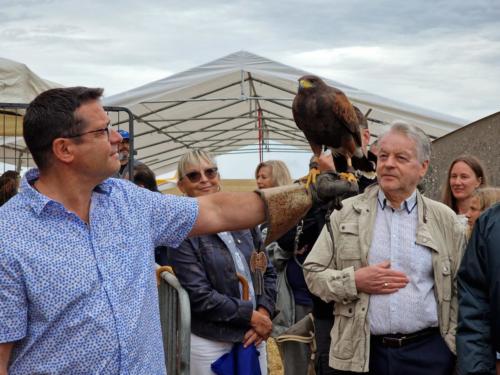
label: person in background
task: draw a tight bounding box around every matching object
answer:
[132,163,159,192]
[442,155,487,224]
[168,149,276,375]
[254,160,293,256]
[304,121,466,374]
[464,187,500,235]
[457,201,500,375]
[114,129,144,179]
[331,106,377,193]
[0,170,20,207]
[255,160,292,190]
[131,163,172,266]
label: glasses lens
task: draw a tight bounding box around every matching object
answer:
[185,171,202,183]
[204,167,218,179]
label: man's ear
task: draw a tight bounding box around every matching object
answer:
[51,138,75,164]
[419,159,430,179]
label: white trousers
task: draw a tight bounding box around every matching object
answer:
[190,333,267,375]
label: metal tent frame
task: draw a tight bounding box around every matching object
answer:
[104,51,467,177]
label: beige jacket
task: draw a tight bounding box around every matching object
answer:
[304,185,466,373]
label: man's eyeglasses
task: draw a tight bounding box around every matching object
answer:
[182,167,219,183]
[65,124,111,140]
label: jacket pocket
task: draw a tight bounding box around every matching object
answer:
[439,258,452,332]
[441,258,452,302]
[332,303,355,359]
[338,223,362,269]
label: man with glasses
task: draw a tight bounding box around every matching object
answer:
[113,129,145,179]
[0,87,298,374]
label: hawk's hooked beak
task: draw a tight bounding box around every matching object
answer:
[299,79,313,90]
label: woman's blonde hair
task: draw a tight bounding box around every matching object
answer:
[441,155,488,213]
[472,187,500,212]
[255,160,292,187]
[177,149,218,180]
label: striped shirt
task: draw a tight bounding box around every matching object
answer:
[368,190,438,335]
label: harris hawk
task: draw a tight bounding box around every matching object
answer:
[292,75,371,186]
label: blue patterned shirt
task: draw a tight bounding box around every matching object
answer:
[0,169,198,374]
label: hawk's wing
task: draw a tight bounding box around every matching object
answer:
[330,90,362,147]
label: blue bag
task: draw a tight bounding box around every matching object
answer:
[211,342,262,375]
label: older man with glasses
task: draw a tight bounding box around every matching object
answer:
[304,122,466,375]
[0,87,311,375]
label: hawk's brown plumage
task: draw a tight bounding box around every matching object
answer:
[292,75,363,159]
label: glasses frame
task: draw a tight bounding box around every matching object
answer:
[65,124,111,140]
[182,167,219,183]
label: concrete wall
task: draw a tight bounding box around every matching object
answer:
[422,111,500,200]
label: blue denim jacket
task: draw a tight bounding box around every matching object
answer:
[167,228,276,342]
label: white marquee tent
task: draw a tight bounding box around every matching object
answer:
[0,57,61,172]
[104,50,467,176]
[0,57,60,104]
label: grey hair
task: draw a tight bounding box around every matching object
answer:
[177,149,218,179]
[378,121,431,162]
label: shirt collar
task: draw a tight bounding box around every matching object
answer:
[21,168,113,216]
[377,189,417,214]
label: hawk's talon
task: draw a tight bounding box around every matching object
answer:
[339,172,358,183]
[305,167,321,189]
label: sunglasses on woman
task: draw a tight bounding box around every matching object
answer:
[182,167,219,183]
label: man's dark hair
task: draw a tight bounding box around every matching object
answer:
[133,164,159,192]
[23,87,104,170]
[0,170,20,206]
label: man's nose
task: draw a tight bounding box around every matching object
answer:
[384,155,396,167]
[109,128,122,144]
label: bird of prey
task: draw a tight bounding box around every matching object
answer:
[292,75,367,185]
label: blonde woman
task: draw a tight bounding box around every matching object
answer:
[465,187,500,233]
[168,149,276,375]
[255,160,292,189]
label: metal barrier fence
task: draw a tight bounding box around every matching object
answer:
[156,266,191,375]
[0,103,134,176]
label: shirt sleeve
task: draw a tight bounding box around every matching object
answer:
[148,192,199,248]
[0,252,28,342]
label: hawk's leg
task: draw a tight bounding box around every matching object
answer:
[339,157,358,183]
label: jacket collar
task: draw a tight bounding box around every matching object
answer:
[352,184,438,253]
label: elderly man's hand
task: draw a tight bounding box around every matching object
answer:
[243,328,265,348]
[354,260,409,294]
[249,310,272,339]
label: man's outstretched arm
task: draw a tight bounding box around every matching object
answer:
[189,191,266,237]
[0,342,13,375]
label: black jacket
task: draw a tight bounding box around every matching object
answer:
[457,203,500,375]
[167,229,276,343]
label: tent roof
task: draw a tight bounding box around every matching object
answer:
[102,50,466,176]
[0,57,61,103]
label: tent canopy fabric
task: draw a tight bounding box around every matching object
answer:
[0,57,62,171]
[0,57,60,104]
[104,51,467,176]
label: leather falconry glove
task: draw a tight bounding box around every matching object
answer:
[255,174,358,247]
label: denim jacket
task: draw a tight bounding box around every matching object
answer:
[167,228,276,343]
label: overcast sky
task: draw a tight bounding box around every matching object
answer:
[2,0,499,178]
